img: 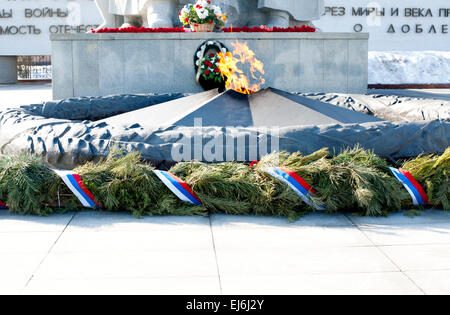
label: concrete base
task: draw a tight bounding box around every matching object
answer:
[0,56,17,84]
[51,32,369,99]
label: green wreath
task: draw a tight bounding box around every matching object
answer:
[194,40,229,91]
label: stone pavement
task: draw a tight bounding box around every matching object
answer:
[0,83,52,109]
[1,210,449,295]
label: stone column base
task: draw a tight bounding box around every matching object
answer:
[0,56,17,84]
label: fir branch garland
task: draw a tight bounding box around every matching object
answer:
[402,148,450,210]
[0,146,447,218]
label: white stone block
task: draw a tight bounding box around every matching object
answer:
[73,41,100,97]
[99,40,126,95]
[348,39,369,94]
[123,40,152,94]
[324,40,348,93]
[51,41,73,100]
[299,39,324,92]
[0,56,17,84]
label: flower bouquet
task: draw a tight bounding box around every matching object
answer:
[200,53,223,83]
[179,0,227,32]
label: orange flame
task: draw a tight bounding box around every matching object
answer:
[218,41,265,94]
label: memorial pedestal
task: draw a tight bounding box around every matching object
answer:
[51,32,369,99]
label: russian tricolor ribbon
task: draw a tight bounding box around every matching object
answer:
[389,167,429,206]
[153,170,202,205]
[0,201,8,209]
[53,170,100,208]
[266,167,325,211]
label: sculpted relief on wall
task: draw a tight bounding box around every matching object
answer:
[94,0,324,29]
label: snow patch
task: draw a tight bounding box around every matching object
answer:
[369,51,450,84]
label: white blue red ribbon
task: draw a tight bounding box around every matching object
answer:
[153,170,202,205]
[53,170,100,208]
[0,201,8,209]
[266,167,325,211]
[389,167,429,206]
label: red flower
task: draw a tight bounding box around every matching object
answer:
[90,26,187,33]
[209,53,215,58]
[89,25,316,34]
[249,161,259,167]
[221,25,316,33]
[204,70,211,76]
[214,68,220,73]
[208,20,213,24]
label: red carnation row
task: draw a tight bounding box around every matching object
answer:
[222,25,317,33]
[91,27,186,33]
[91,25,316,34]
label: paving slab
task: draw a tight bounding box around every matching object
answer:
[210,214,393,278]
[30,213,219,283]
[405,270,450,295]
[211,213,353,229]
[215,246,398,276]
[0,253,45,295]
[0,232,61,254]
[23,276,221,295]
[0,210,74,232]
[347,210,450,226]
[212,225,371,249]
[220,272,422,295]
[380,244,450,271]
[359,222,450,246]
[31,250,218,280]
[67,211,211,232]
[50,230,213,253]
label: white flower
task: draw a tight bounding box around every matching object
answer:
[196,51,202,58]
[196,0,210,8]
[181,6,190,16]
[196,7,209,19]
[212,5,222,16]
